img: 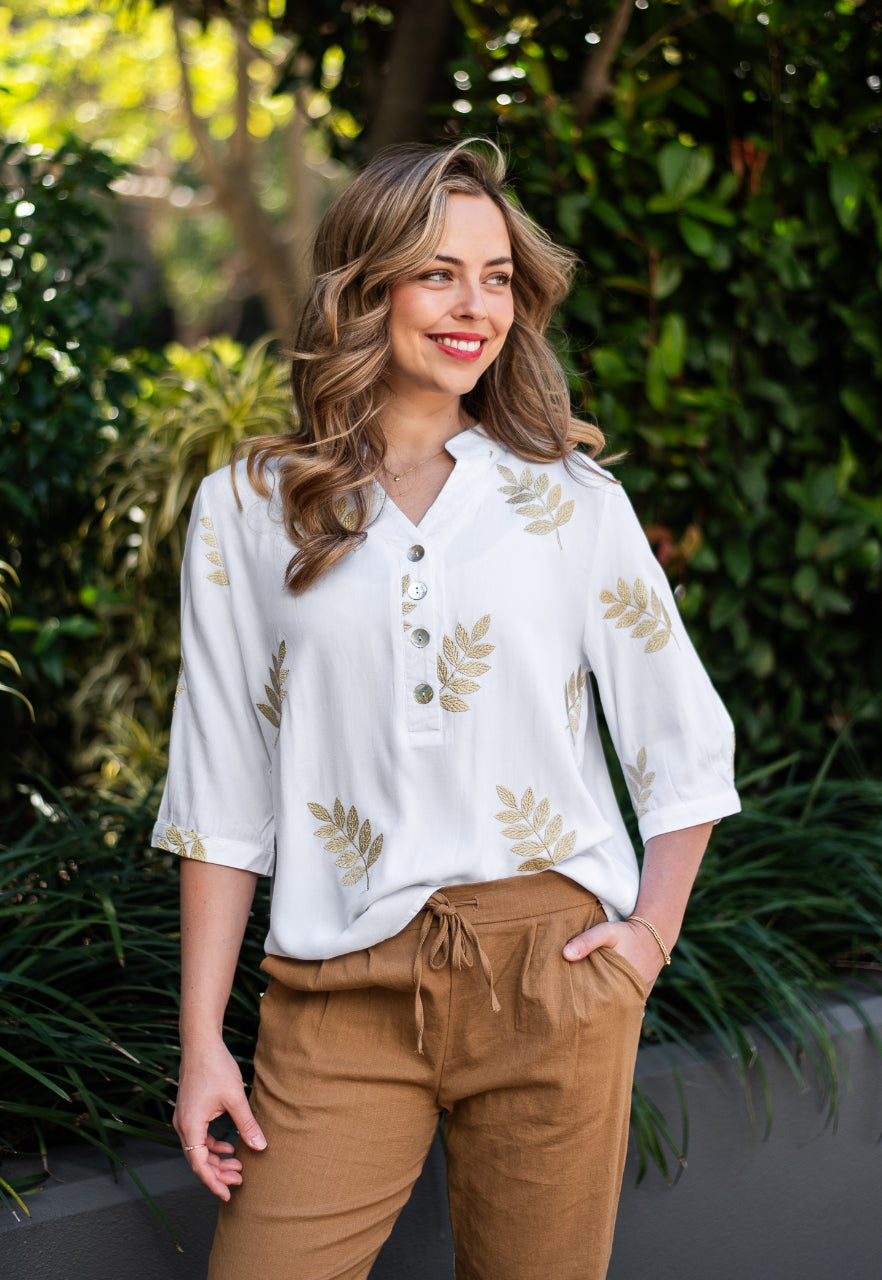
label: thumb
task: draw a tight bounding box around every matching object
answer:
[563,921,617,962]
[227,1094,267,1150]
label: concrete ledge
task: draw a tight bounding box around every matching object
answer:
[3,990,880,1280]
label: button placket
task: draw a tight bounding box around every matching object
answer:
[401,543,442,734]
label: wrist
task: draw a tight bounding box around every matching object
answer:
[628,915,672,966]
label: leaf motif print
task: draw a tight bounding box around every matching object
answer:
[333,496,358,531]
[199,517,229,586]
[564,664,587,743]
[157,825,207,861]
[256,640,289,746]
[625,746,655,819]
[496,464,574,549]
[173,659,186,712]
[401,575,417,632]
[437,615,495,713]
[307,799,385,891]
[600,578,673,652]
[494,784,578,873]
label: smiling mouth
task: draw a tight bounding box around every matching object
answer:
[428,335,486,356]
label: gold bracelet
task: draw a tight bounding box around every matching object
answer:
[629,915,672,966]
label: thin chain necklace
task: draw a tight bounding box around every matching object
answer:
[382,446,449,483]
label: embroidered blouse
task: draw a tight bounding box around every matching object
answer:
[152,427,740,959]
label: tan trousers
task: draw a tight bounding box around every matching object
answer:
[208,872,645,1280]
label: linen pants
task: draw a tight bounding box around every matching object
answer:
[208,871,646,1280]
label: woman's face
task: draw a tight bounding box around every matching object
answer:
[385,193,515,405]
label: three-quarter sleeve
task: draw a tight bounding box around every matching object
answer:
[151,479,276,874]
[583,482,740,843]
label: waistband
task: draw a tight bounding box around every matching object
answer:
[410,872,598,1054]
[404,869,599,931]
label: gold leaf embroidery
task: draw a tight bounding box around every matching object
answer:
[599,577,672,652]
[157,825,207,861]
[564,664,587,743]
[307,798,385,891]
[401,575,417,632]
[494,784,577,873]
[173,659,185,711]
[333,497,358,531]
[199,517,229,586]
[625,746,655,819]
[437,615,495,713]
[256,640,289,747]
[496,464,574,549]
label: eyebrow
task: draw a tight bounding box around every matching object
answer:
[433,254,514,267]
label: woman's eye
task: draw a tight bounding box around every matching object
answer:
[420,269,451,282]
[487,272,512,287]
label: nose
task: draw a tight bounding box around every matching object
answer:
[452,275,488,319]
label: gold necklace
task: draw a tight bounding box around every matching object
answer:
[382,446,448,483]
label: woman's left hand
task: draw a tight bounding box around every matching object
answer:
[561,918,666,997]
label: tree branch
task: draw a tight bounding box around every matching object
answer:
[171,2,300,336]
[573,0,636,127]
[622,4,715,70]
[362,0,453,157]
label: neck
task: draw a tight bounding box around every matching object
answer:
[378,394,472,464]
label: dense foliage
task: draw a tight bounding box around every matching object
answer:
[2,0,881,1213]
[2,764,880,1204]
[0,141,143,802]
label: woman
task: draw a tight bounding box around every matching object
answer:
[154,139,739,1280]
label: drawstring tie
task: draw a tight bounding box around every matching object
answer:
[413,893,501,1054]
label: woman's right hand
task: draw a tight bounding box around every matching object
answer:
[173,1040,267,1200]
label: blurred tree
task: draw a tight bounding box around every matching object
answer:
[3,0,881,787]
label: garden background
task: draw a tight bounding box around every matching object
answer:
[1,0,881,1231]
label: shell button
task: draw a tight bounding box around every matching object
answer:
[406,544,425,562]
[407,580,428,601]
[413,683,434,705]
[411,628,430,648]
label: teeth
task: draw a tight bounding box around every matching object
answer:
[431,337,482,352]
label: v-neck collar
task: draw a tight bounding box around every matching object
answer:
[373,427,500,546]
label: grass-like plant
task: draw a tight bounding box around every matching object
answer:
[1,756,880,1224]
[0,786,266,1234]
[633,751,882,1180]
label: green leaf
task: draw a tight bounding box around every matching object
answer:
[651,258,683,300]
[658,142,714,202]
[677,215,715,257]
[658,314,686,378]
[828,158,866,233]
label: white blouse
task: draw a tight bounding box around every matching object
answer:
[152,427,740,959]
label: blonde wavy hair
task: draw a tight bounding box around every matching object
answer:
[235,138,605,593]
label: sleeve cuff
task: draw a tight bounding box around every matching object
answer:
[637,788,742,844]
[151,821,275,876]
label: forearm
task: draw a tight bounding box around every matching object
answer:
[562,820,714,987]
[632,820,714,954]
[179,859,258,1051]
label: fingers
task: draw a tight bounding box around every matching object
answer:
[227,1096,267,1152]
[182,1139,245,1201]
[562,921,617,961]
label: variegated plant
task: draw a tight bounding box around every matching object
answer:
[600,577,672,652]
[437,615,495,712]
[497,464,574,549]
[494,784,577,872]
[307,798,384,890]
